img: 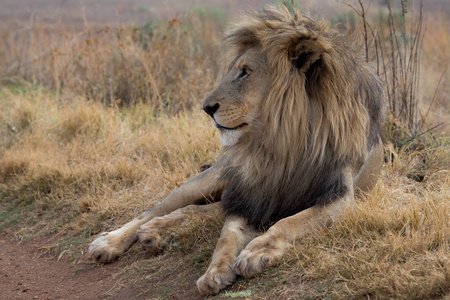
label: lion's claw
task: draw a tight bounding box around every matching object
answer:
[89,228,138,263]
[196,268,235,295]
[137,228,166,255]
[137,219,173,255]
[233,249,265,278]
[233,236,287,278]
[89,232,123,263]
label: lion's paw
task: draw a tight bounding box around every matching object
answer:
[233,237,287,278]
[137,218,173,255]
[196,267,235,296]
[89,230,135,263]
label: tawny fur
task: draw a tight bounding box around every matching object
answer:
[89,5,386,296]
[217,6,385,227]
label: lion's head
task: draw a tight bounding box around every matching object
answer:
[203,6,385,227]
[203,47,272,146]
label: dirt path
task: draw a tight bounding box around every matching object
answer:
[0,230,144,300]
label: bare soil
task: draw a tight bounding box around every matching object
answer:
[0,229,146,300]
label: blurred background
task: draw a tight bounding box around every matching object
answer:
[1,0,450,26]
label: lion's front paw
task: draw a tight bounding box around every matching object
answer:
[233,236,288,278]
[89,229,137,263]
[137,218,173,255]
[196,267,235,296]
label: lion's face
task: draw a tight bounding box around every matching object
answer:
[202,48,271,146]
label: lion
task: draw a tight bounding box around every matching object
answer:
[89,5,386,295]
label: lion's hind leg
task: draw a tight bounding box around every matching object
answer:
[138,203,222,255]
[196,216,259,295]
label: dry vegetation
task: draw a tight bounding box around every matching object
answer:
[0,1,449,299]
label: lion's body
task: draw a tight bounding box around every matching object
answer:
[89,5,386,296]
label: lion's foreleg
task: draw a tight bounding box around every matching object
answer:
[137,202,222,254]
[89,163,226,263]
[196,216,259,295]
[234,170,355,278]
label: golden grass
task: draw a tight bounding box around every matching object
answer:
[287,145,450,299]
[0,86,220,238]
[0,4,449,299]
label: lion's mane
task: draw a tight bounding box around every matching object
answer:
[218,6,386,228]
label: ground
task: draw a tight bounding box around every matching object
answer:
[0,227,265,300]
[0,229,149,300]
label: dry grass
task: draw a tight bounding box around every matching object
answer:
[287,143,450,299]
[0,10,222,111]
[0,2,449,299]
[0,86,220,238]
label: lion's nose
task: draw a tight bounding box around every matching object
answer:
[202,103,220,117]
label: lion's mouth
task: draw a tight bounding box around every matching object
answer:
[215,122,248,131]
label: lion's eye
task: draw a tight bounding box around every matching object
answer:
[238,67,251,78]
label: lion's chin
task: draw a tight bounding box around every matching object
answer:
[218,129,243,146]
[210,119,247,146]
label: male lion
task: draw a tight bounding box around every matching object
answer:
[89,5,386,295]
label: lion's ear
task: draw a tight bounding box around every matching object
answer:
[290,41,323,75]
